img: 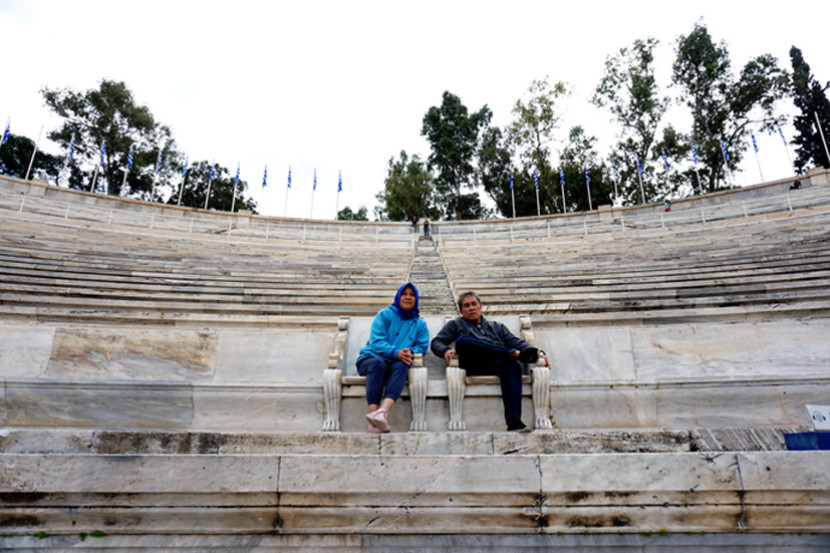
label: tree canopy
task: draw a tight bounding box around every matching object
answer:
[374,151,440,222]
[789,46,830,171]
[421,91,491,220]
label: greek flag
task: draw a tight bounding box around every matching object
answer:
[636,155,644,175]
[69,134,75,162]
[611,158,620,180]
[182,157,189,178]
[533,170,538,189]
[720,140,729,162]
[778,125,788,146]
[559,166,565,187]
[235,164,240,185]
[313,168,317,191]
[751,131,759,153]
[584,166,590,185]
[155,151,163,174]
[126,146,134,169]
[338,171,342,193]
[100,141,106,165]
[287,167,292,189]
[262,165,268,188]
[209,164,215,182]
[510,171,513,190]
[691,145,699,165]
[1,120,9,146]
[662,149,670,170]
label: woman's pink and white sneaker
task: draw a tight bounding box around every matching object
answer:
[365,408,390,433]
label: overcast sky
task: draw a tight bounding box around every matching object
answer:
[1,0,828,219]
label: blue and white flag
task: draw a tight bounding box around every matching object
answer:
[262,165,268,188]
[182,156,189,178]
[338,171,342,193]
[533,170,538,189]
[691,145,699,165]
[559,166,565,187]
[584,166,590,185]
[313,168,317,191]
[720,140,729,162]
[509,170,514,190]
[100,141,106,166]
[778,125,788,146]
[287,166,292,189]
[636,155,644,175]
[126,145,134,169]
[662,149,670,170]
[234,163,240,185]
[155,151,163,174]
[611,158,620,180]
[1,120,9,146]
[209,164,215,182]
[69,134,75,162]
[751,131,759,153]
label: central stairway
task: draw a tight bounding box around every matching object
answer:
[408,235,456,314]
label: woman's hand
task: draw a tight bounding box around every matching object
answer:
[397,348,414,366]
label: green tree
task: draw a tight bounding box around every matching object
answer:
[559,126,614,213]
[507,77,569,217]
[593,37,669,204]
[337,206,369,221]
[421,91,491,220]
[41,80,178,199]
[374,151,440,222]
[673,22,789,192]
[168,160,257,213]
[0,133,64,183]
[479,126,521,217]
[789,46,830,171]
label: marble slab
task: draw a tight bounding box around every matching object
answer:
[214,330,332,383]
[0,325,55,378]
[45,327,217,381]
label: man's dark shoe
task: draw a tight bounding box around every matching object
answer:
[507,418,531,433]
[518,347,539,364]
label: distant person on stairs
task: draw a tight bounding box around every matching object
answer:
[431,291,549,433]
[356,282,430,433]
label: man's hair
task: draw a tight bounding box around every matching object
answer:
[456,291,481,311]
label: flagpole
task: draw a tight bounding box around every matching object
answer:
[533,170,540,216]
[121,145,133,192]
[751,137,764,182]
[815,111,830,166]
[177,157,188,206]
[24,126,43,181]
[204,161,215,210]
[310,168,316,219]
[635,156,645,204]
[151,150,162,202]
[584,164,593,211]
[231,163,240,213]
[89,139,105,192]
[778,125,793,170]
[60,133,74,187]
[510,171,515,218]
[559,166,566,214]
[285,166,291,217]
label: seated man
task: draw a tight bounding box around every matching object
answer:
[430,291,550,432]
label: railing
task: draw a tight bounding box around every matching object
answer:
[2,173,829,246]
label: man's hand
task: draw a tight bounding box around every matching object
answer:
[443,349,457,365]
[397,348,414,366]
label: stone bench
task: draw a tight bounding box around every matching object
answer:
[322,315,554,433]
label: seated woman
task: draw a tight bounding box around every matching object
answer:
[356,282,430,433]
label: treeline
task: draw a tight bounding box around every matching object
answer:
[1,81,257,213]
[374,22,830,221]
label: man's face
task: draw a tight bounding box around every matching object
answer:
[459,294,482,323]
[399,286,416,311]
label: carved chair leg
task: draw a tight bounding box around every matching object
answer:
[446,363,467,431]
